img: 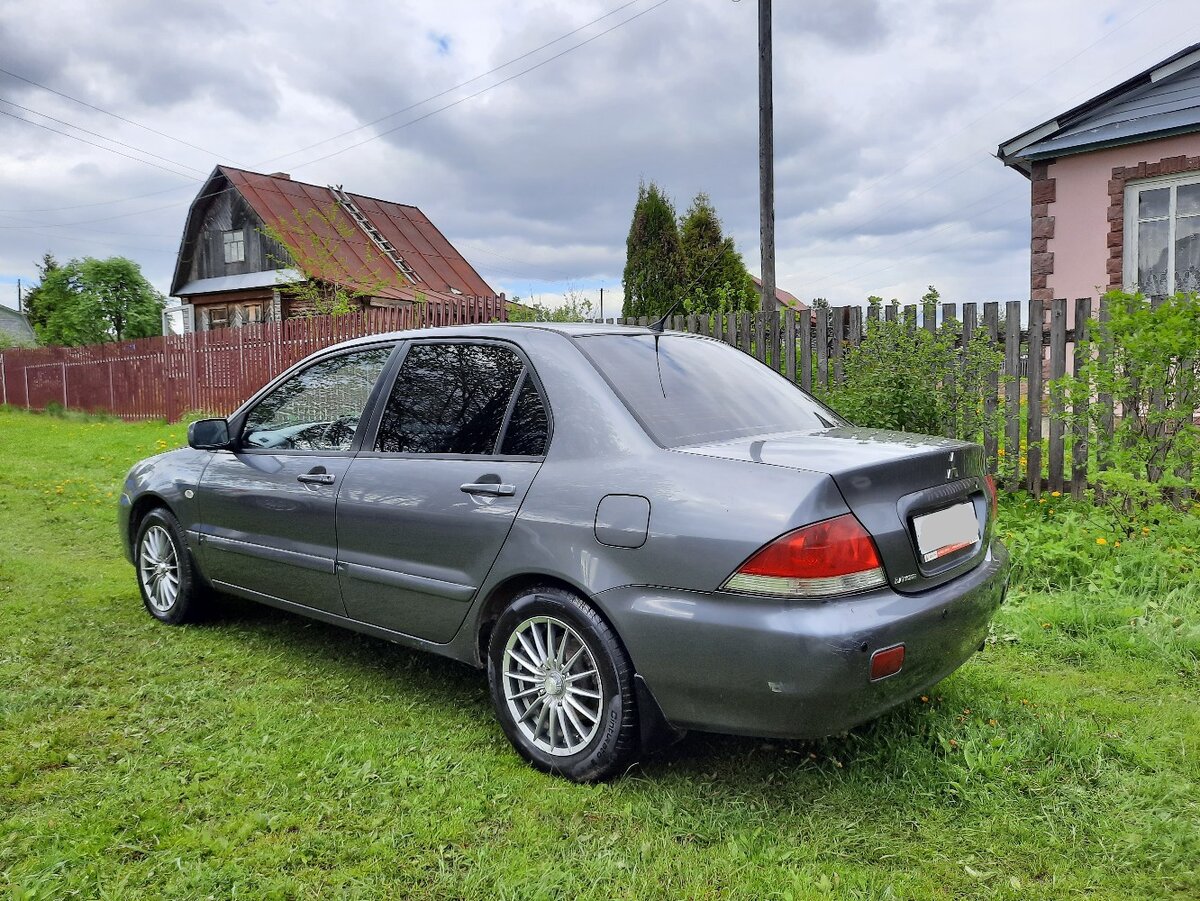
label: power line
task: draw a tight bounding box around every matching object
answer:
[786,0,1174,277]
[286,0,675,172]
[0,107,198,180]
[0,96,208,176]
[259,0,646,167]
[0,0,661,215]
[0,64,226,158]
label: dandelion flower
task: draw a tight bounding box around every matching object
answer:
[1096,537,1107,546]
[1051,491,1061,497]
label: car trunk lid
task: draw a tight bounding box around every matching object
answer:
[680,427,993,593]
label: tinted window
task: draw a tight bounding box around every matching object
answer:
[500,374,549,455]
[376,343,525,454]
[577,334,844,447]
[242,346,392,451]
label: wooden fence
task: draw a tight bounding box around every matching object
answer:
[5,295,1188,498]
[0,296,504,424]
[605,297,1129,498]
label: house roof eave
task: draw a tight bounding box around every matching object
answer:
[997,42,1200,170]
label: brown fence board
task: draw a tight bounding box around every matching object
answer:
[983,302,1000,467]
[1027,299,1045,496]
[1047,299,1068,493]
[1004,301,1022,490]
[1071,297,1092,499]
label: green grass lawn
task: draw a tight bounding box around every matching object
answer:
[1,407,1196,899]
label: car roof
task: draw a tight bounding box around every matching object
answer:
[321,320,696,352]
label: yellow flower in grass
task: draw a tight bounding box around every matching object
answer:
[1051,491,1061,497]
[1142,527,1151,536]
[1096,537,1108,546]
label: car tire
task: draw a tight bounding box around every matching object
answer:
[134,507,206,625]
[487,586,638,782]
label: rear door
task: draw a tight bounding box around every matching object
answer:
[335,340,550,641]
[195,343,395,613]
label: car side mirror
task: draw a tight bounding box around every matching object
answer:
[188,418,233,450]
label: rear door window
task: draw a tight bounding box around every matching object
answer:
[375,342,528,454]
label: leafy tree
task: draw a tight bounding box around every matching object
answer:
[20,252,61,334]
[33,257,164,346]
[507,290,594,323]
[678,192,757,314]
[622,182,685,319]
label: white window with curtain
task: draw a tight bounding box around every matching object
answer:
[1124,173,1200,296]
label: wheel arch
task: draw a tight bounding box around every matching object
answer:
[128,492,173,548]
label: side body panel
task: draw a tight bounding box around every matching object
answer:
[195,451,351,614]
[335,457,542,641]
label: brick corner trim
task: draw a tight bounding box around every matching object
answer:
[1030,161,1056,302]
[1106,152,1200,291]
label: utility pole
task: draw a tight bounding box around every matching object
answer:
[599,286,604,322]
[16,278,22,313]
[758,0,777,313]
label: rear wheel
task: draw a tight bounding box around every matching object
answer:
[487,586,638,782]
[135,507,206,625]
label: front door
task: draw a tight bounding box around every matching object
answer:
[336,340,551,641]
[195,344,394,613]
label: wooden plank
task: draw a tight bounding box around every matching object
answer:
[943,303,958,438]
[923,302,937,335]
[800,311,812,392]
[768,310,780,369]
[727,311,737,349]
[885,304,897,324]
[1071,297,1092,499]
[832,308,845,386]
[713,311,723,342]
[983,302,1000,468]
[740,311,752,355]
[784,309,797,383]
[1047,299,1068,493]
[1004,301,1022,490]
[755,311,766,362]
[816,306,829,389]
[1026,299,1044,496]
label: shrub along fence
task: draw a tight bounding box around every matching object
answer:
[0,296,504,424]
[609,294,1198,500]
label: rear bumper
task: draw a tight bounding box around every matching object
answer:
[593,540,1009,739]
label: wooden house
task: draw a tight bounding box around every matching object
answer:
[170,166,499,330]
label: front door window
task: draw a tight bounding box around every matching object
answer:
[242,346,392,451]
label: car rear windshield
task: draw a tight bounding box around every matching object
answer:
[576,333,844,447]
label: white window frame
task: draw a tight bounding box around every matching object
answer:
[1123,170,1200,295]
[223,229,245,264]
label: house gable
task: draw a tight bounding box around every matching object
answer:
[171,166,498,306]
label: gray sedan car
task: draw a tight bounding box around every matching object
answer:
[119,323,1008,781]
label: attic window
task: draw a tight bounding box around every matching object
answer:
[223,229,245,264]
[1124,173,1200,296]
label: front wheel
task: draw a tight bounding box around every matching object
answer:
[487,587,638,782]
[134,507,206,625]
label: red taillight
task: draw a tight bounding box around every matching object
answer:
[723,514,887,598]
[984,474,998,518]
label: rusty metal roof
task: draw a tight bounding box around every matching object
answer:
[171,166,496,303]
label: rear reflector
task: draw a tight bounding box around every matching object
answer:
[869,644,905,681]
[723,514,887,599]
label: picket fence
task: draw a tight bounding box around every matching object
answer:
[2,295,1171,497]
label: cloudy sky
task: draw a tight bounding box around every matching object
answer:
[0,0,1194,314]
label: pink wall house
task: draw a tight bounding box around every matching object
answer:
[999,43,1200,321]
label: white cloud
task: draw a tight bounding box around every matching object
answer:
[0,0,1194,312]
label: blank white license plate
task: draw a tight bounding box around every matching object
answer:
[913,502,979,563]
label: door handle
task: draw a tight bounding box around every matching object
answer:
[297,471,336,485]
[460,481,516,497]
